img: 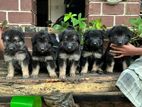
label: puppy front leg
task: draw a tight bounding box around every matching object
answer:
[80,57,88,74]
[21,62,29,78]
[92,60,103,73]
[92,61,99,72]
[70,61,78,77]
[47,61,57,78]
[123,60,128,70]
[106,61,115,73]
[59,59,66,79]
[6,61,14,79]
[31,61,40,78]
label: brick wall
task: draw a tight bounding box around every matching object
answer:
[0,0,36,26]
[86,0,140,27]
[0,0,140,27]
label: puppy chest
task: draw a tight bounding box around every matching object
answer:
[83,52,102,58]
[4,53,26,62]
[59,53,80,61]
[32,56,54,62]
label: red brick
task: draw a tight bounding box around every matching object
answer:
[25,37,32,50]
[88,16,114,27]
[0,12,6,23]
[89,3,101,15]
[0,0,18,10]
[21,0,32,11]
[115,16,139,26]
[32,13,37,25]
[32,0,37,14]
[103,3,124,15]
[126,3,140,15]
[8,12,33,24]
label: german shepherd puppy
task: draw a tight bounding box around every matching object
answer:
[2,29,31,79]
[80,30,105,74]
[31,31,58,78]
[103,25,133,73]
[58,27,81,79]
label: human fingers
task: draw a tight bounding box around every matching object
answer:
[110,50,124,54]
[113,54,124,58]
[110,45,123,51]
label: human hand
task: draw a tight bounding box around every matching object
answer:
[110,43,137,58]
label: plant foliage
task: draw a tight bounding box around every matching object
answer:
[129,17,142,46]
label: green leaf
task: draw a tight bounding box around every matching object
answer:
[52,24,63,31]
[72,18,79,26]
[138,24,142,34]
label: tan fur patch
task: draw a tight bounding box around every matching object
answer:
[21,62,29,78]
[59,53,80,61]
[92,62,98,72]
[123,61,128,70]
[31,64,40,78]
[106,61,115,73]
[6,62,14,79]
[59,61,66,79]
[47,65,57,78]
[70,64,77,77]
[81,62,89,74]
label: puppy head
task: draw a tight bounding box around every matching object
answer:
[32,31,55,54]
[59,29,80,53]
[107,25,133,46]
[84,30,104,49]
[2,29,25,53]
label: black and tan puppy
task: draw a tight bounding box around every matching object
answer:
[103,25,133,73]
[58,27,81,79]
[2,29,31,79]
[80,30,105,74]
[31,31,57,78]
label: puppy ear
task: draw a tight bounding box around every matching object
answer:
[48,33,59,46]
[20,31,24,41]
[127,29,133,38]
[100,30,106,39]
[83,30,90,40]
[31,34,36,44]
[58,32,64,42]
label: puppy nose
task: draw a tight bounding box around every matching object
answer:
[9,47,14,50]
[118,41,122,45]
[93,42,97,45]
[41,47,45,51]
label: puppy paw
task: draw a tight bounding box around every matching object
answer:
[23,75,29,79]
[59,75,66,80]
[70,73,76,77]
[80,72,88,76]
[96,70,103,74]
[6,76,13,80]
[31,74,38,78]
[49,74,57,78]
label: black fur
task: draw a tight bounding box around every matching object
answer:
[80,30,105,74]
[31,31,58,78]
[2,29,32,79]
[58,28,81,79]
[102,25,133,73]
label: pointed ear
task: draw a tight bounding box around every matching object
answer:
[100,30,106,39]
[48,33,59,45]
[20,31,25,41]
[58,32,64,42]
[31,34,36,44]
[83,30,90,40]
[128,29,133,38]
